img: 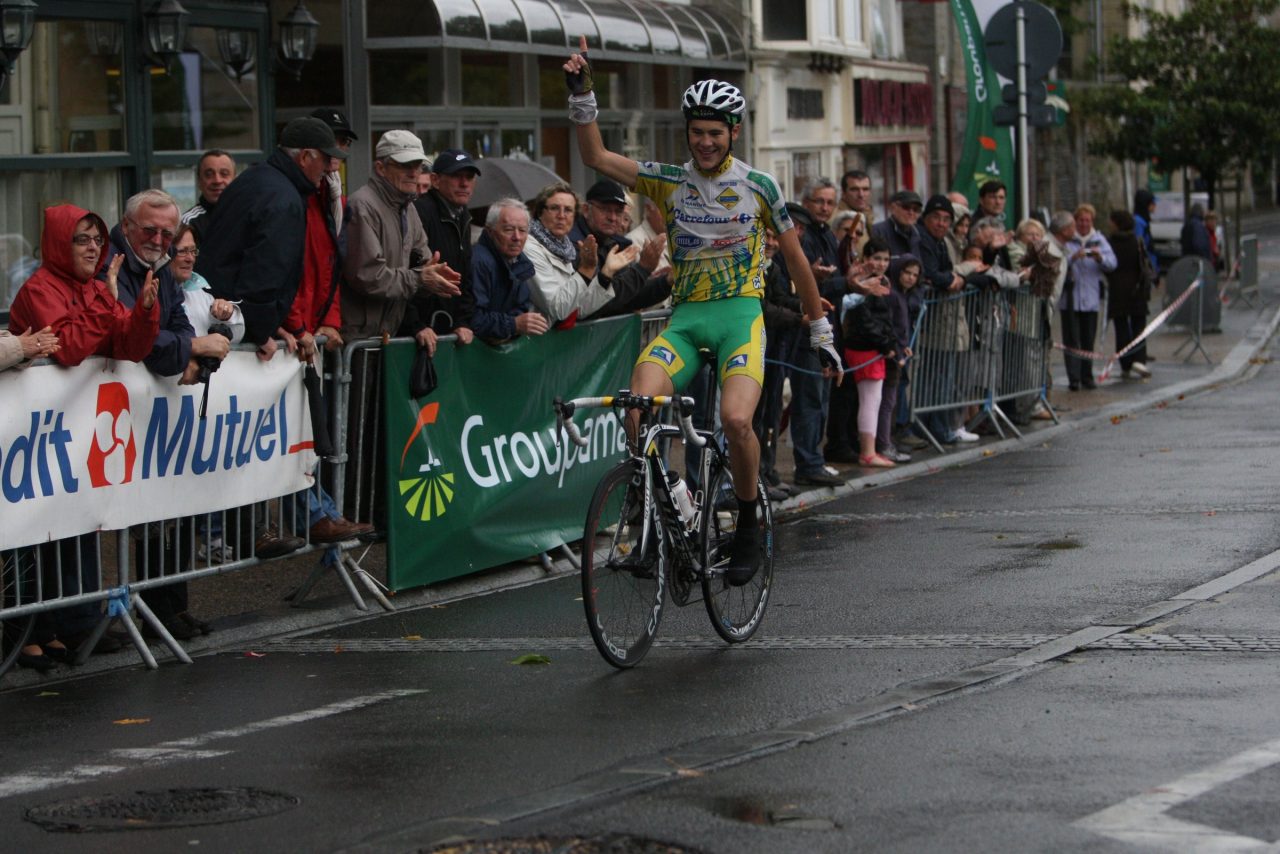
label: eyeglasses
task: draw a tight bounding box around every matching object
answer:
[132,224,175,241]
[71,234,105,247]
[174,247,199,257]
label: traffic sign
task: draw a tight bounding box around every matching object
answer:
[984,1,1063,82]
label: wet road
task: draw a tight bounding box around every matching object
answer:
[5,340,1280,853]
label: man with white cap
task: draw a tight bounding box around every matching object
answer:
[341,129,461,340]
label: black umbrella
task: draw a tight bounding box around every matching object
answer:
[467,157,564,209]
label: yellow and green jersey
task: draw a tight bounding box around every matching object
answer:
[634,155,793,304]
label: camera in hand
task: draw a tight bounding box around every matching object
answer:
[197,322,233,419]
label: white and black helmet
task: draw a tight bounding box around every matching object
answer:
[681,80,745,126]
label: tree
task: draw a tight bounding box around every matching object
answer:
[1078,0,1280,207]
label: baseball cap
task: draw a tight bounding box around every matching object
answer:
[922,194,955,219]
[889,190,923,208]
[784,202,813,228]
[375,129,427,164]
[432,149,482,175]
[279,117,348,160]
[586,179,628,206]
[310,107,358,142]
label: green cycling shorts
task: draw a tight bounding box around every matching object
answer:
[636,296,765,390]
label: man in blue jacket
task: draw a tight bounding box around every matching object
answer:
[470,198,549,342]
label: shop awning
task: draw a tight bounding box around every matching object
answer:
[415,0,745,65]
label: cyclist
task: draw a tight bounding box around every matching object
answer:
[564,37,841,585]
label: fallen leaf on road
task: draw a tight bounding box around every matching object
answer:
[244,651,266,658]
[1205,511,1217,516]
[114,718,150,725]
[403,635,423,641]
[511,654,551,666]
[1155,401,1168,409]
[36,691,59,697]
[676,768,704,778]
[982,450,995,457]
[1178,394,1185,400]
[995,534,1007,540]
[1159,447,1171,453]
[1110,415,1126,425]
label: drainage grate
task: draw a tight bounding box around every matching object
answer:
[1085,634,1280,652]
[262,634,1057,654]
[26,787,300,832]
[425,835,705,853]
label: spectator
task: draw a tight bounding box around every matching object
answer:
[1107,209,1154,380]
[0,325,57,369]
[1204,209,1224,272]
[7,205,159,666]
[570,179,669,316]
[832,211,859,250]
[1132,189,1159,275]
[790,179,843,485]
[199,117,347,353]
[341,129,460,341]
[171,224,244,342]
[181,149,236,243]
[870,190,923,259]
[401,148,480,350]
[1060,203,1117,390]
[524,181,621,325]
[838,169,875,235]
[470,198,546,342]
[836,211,868,274]
[881,254,920,463]
[105,190,229,383]
[913,194,976,445]
[1180,202,1212,263]
[9,204,158,366]
[105,190,227,641]
[840,237,895,467]
[625,195,671,271]
[969,217,1027,290]
[977,180,1007,226]
[310,107,358,233]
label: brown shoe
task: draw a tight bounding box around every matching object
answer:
[254,528,305,559]
[309,516,375,544]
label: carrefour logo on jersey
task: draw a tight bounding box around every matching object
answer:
[674,211,753,226]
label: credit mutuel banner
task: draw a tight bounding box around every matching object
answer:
[383,316,639,591]
[0,351,316,549]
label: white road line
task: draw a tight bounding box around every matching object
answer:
[1076,735,1280,851]
[0,689,424,801]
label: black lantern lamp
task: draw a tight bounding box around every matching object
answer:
[142,0,189,68]
[216,27,254,79]
[84,20,124,58]
[277,0,318,80]
[0,0,38,85]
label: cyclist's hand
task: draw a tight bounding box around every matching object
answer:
[564,35,593,95]
[809,316,843,385]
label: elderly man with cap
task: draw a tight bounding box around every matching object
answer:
[569,178,671,316]
[311,107,357,226]
[870,190,924,260]
[341,129,460,342]
[400,148,479,352]
[198,116,348,355]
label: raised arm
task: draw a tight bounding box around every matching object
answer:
[564,35,638,189]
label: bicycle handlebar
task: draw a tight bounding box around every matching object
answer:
[552,392,706,449]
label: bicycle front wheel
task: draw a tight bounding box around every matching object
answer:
[581,461,666,668]
[700,466,773,643]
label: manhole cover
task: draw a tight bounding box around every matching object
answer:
[425,835,705,853]
[26,787,300,832]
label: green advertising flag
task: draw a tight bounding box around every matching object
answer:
[382,315,641,590]
[949,0,1018,217]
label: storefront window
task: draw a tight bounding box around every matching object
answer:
[368,0,441,37]
[151,27,261,152]
[16,20,127,155]
[762,0,806,41]
[0,168,121,311]
[461,51,525,108]
[371,50,444,106]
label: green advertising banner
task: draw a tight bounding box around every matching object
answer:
[949,0,1018,217]
[382,315,640,591]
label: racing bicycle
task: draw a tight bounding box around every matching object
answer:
[553,391,773,668]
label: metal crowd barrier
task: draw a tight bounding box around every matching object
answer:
[908,286,1054,452]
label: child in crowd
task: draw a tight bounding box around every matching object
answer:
[953,244,989,279]
[878,255,920,463]
[840,238,896,467]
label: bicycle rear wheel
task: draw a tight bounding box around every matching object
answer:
[581,461,666,668]
[700,465,773,643]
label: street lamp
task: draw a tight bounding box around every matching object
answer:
[142,0,189,68]
[216,27,254,79]
[276,0,318,80]
[84,20,124,58]
[0,0,38,88]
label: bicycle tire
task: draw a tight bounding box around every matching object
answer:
[581,461,667,668]
[700,466,773,643]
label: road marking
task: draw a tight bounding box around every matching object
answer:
[0,689,423,800]
[1076,735,1280,850]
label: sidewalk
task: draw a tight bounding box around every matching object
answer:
[6,218,1280,688]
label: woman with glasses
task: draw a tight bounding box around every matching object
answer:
[171,223,244,342]
[524,181,627,326]
[8,203,158,366]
